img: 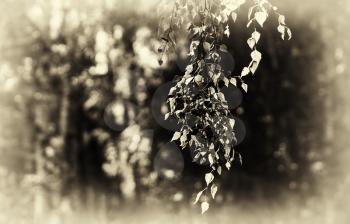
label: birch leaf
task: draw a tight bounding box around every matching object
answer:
[205,173,214,185]
[230,78,237,86]
[241,67,250,77]
[247,38,255,49]
[203,41,211,52]
[210,184,218,199]
[194,189,205,204]
[217,166,222,175]
[201,202,209,214]
[164,113,170,120]
[208,154,214,165]
[286,27,292,40]
[277,25,286,40]
[255,11,268,27]
[249,60,259,74]
[185,77,194,85]
[251,50,262,64]
[229,118,235,129]
[225,161,231,170]
[241,83,248,93]
[224,25,230,37]
[278,15,286,25]
[252,31,261,43]
[171,132,181,141]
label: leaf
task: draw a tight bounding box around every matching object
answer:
[241,67,250,77]
[224,25,230,37]
[229,118,235,129]
[201,201,209,214]
[205,173,214,186]
[185,77,194,85]
[246,19,254,28]
[286,27,292,40]
[230,78,237,86]
[180,133,188,146]
[241,83,248,93]
[277,24,285,33]
[251,50,262,64]
[217,166,222,175]
[208,154,214,165]
[195,75,203,85]
[247,38,255,49]
[193,153,200,162]
[252,31,261,43]
[217,92,225,102]
[203,41,211,52]
[223,77,230,87]
[277,25,286,40]
[278,15,286,25]
[225,161,231,170]
[171,132,181,141]
[164,113,170,120]
[186,64,193,74]
[249,60,259,74]
[255,11,268,27]
[169,87,176,95]
[194,189,205,204]
[210,184,218,199]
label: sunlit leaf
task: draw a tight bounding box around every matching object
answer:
[194,189,205,204]
[224,25,230,37]
[252,31,261,43]
[185,77,194,85]
[229,118,235,129]
[241,83,248,93]
[217,166,222,175]
[225,161,231,170]
[164,113,170,120]
[277,25,285,40]
[201,201,209,214]
[171,131,181,141]
[203,41,211,52]
[286,27,292,40]
[230,78,237,86]
[249,60,259,74]
[205,173,214,185]
[195,74,203,85]
[208,154,214,165]
[254,11,268,27]
[241,67,250,77]
[278,15,286,25]
[210,184,218,199]
[246,19,253,28]
[251,50,262,64]
[247,38,255,49]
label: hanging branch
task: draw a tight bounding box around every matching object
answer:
[158,0,292,214]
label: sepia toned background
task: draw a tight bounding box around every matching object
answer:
[0,0,349,223]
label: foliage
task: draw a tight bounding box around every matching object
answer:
[158,0,291,213]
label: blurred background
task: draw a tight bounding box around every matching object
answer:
[0,0,349,223]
